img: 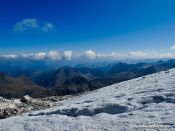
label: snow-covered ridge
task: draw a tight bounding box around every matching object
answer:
[1,69,175,131]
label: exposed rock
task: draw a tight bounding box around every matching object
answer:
[0,108,19,119]
[0,95,68,119]
[20,95,32,103]
[0,97,18,119]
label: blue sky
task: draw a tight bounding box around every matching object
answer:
[1,0,175,58]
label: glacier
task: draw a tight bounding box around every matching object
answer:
[0,69,175,131]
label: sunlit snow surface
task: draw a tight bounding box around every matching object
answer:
[1,69,175,131]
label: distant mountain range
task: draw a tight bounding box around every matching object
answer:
[1,59,175,98]
[32,59,175,96]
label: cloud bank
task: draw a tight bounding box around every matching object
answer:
[2,49,175,61]
[1,44,175,60]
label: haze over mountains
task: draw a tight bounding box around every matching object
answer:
[1,58,175,98]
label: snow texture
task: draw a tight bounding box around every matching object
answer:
[1,69,175,131]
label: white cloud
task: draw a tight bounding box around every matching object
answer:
[129,50,175,59]
[84,49,96,59]
[111,52,117,57]
[152,52,175,59]
[110,52,125,59]
[96,52,126,60]
[42,22,54,32]
[14,19,39,32]
[47,50,62,60]
[21,53,34,58]
[2,54,19,59]
[14,19,54,32]
[170,45,175,50]
[96,53,107,58]
[129,51,148,58]
[33,52,47,59]
[63,51,72,60]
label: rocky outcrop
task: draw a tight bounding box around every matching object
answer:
[0,95,58,119]
[0,97,19,119]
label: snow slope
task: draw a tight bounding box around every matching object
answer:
[1,69,175,131]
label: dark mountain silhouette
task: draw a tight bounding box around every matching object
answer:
[32,66,103,95]
[33,66,104,88]
[0,73,46,98]
[33,60,175,96]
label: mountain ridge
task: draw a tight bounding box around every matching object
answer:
[0,72,46,98]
